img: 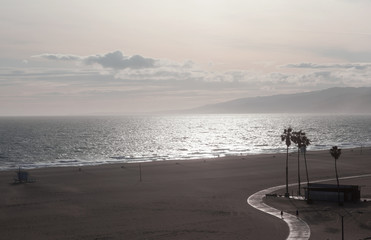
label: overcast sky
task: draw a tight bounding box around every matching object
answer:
[1,0,371,115]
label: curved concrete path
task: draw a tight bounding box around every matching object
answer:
[247,174,371,240]
[248,183,310,239]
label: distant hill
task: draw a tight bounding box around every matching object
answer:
[187,87,371,114]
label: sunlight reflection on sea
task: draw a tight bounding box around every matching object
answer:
[0,114,370,170]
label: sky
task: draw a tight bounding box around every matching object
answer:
[1,0,371,115]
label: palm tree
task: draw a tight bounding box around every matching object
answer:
[301,135,311,202]
[330,146,342,204]
[281,127,293,197]
[291,131,311,196]
[291,131,302,196]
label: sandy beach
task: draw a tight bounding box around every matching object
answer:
[1,148,370,239]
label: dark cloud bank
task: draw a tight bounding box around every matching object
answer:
[35,50,157,70]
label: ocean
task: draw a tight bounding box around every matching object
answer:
[0,114,370,171]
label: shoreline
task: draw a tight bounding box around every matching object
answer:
[1,147,370,239]
[2,146,370,173]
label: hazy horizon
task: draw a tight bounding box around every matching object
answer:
[2,1,371,116]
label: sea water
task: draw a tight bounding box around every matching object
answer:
[0,114,370,170]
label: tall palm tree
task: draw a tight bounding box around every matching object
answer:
[301,135,311,202]
[330,146,342,204]
[291,131,302,196]
[281,127,293,197]
[291,131,311,196]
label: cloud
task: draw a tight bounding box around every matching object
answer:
[23,50,371,106]
[284,62,371,70]
[83,51,156,69]
[3,54,371,115]
[34,50,157,70]
[34,53,81,61]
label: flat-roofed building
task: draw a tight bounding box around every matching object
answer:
[304,183,360,203]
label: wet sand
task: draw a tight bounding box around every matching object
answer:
[0,148,370,239]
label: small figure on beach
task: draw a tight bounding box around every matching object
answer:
[296,210,299,218]
[281,210,283,218]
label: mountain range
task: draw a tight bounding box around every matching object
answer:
[186,87,371,114]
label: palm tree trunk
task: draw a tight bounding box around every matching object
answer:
[304,151,310,201]
[285,146,289,197]
[297,147,301,196]
[335,159,340,204]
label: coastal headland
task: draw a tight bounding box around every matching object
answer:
[1,148,370,239]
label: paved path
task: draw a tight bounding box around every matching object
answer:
[247,174,371,240]
[247,183,310,239]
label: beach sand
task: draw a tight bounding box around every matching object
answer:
[0,148,370,239]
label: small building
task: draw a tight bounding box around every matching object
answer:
[304,183,360,203]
